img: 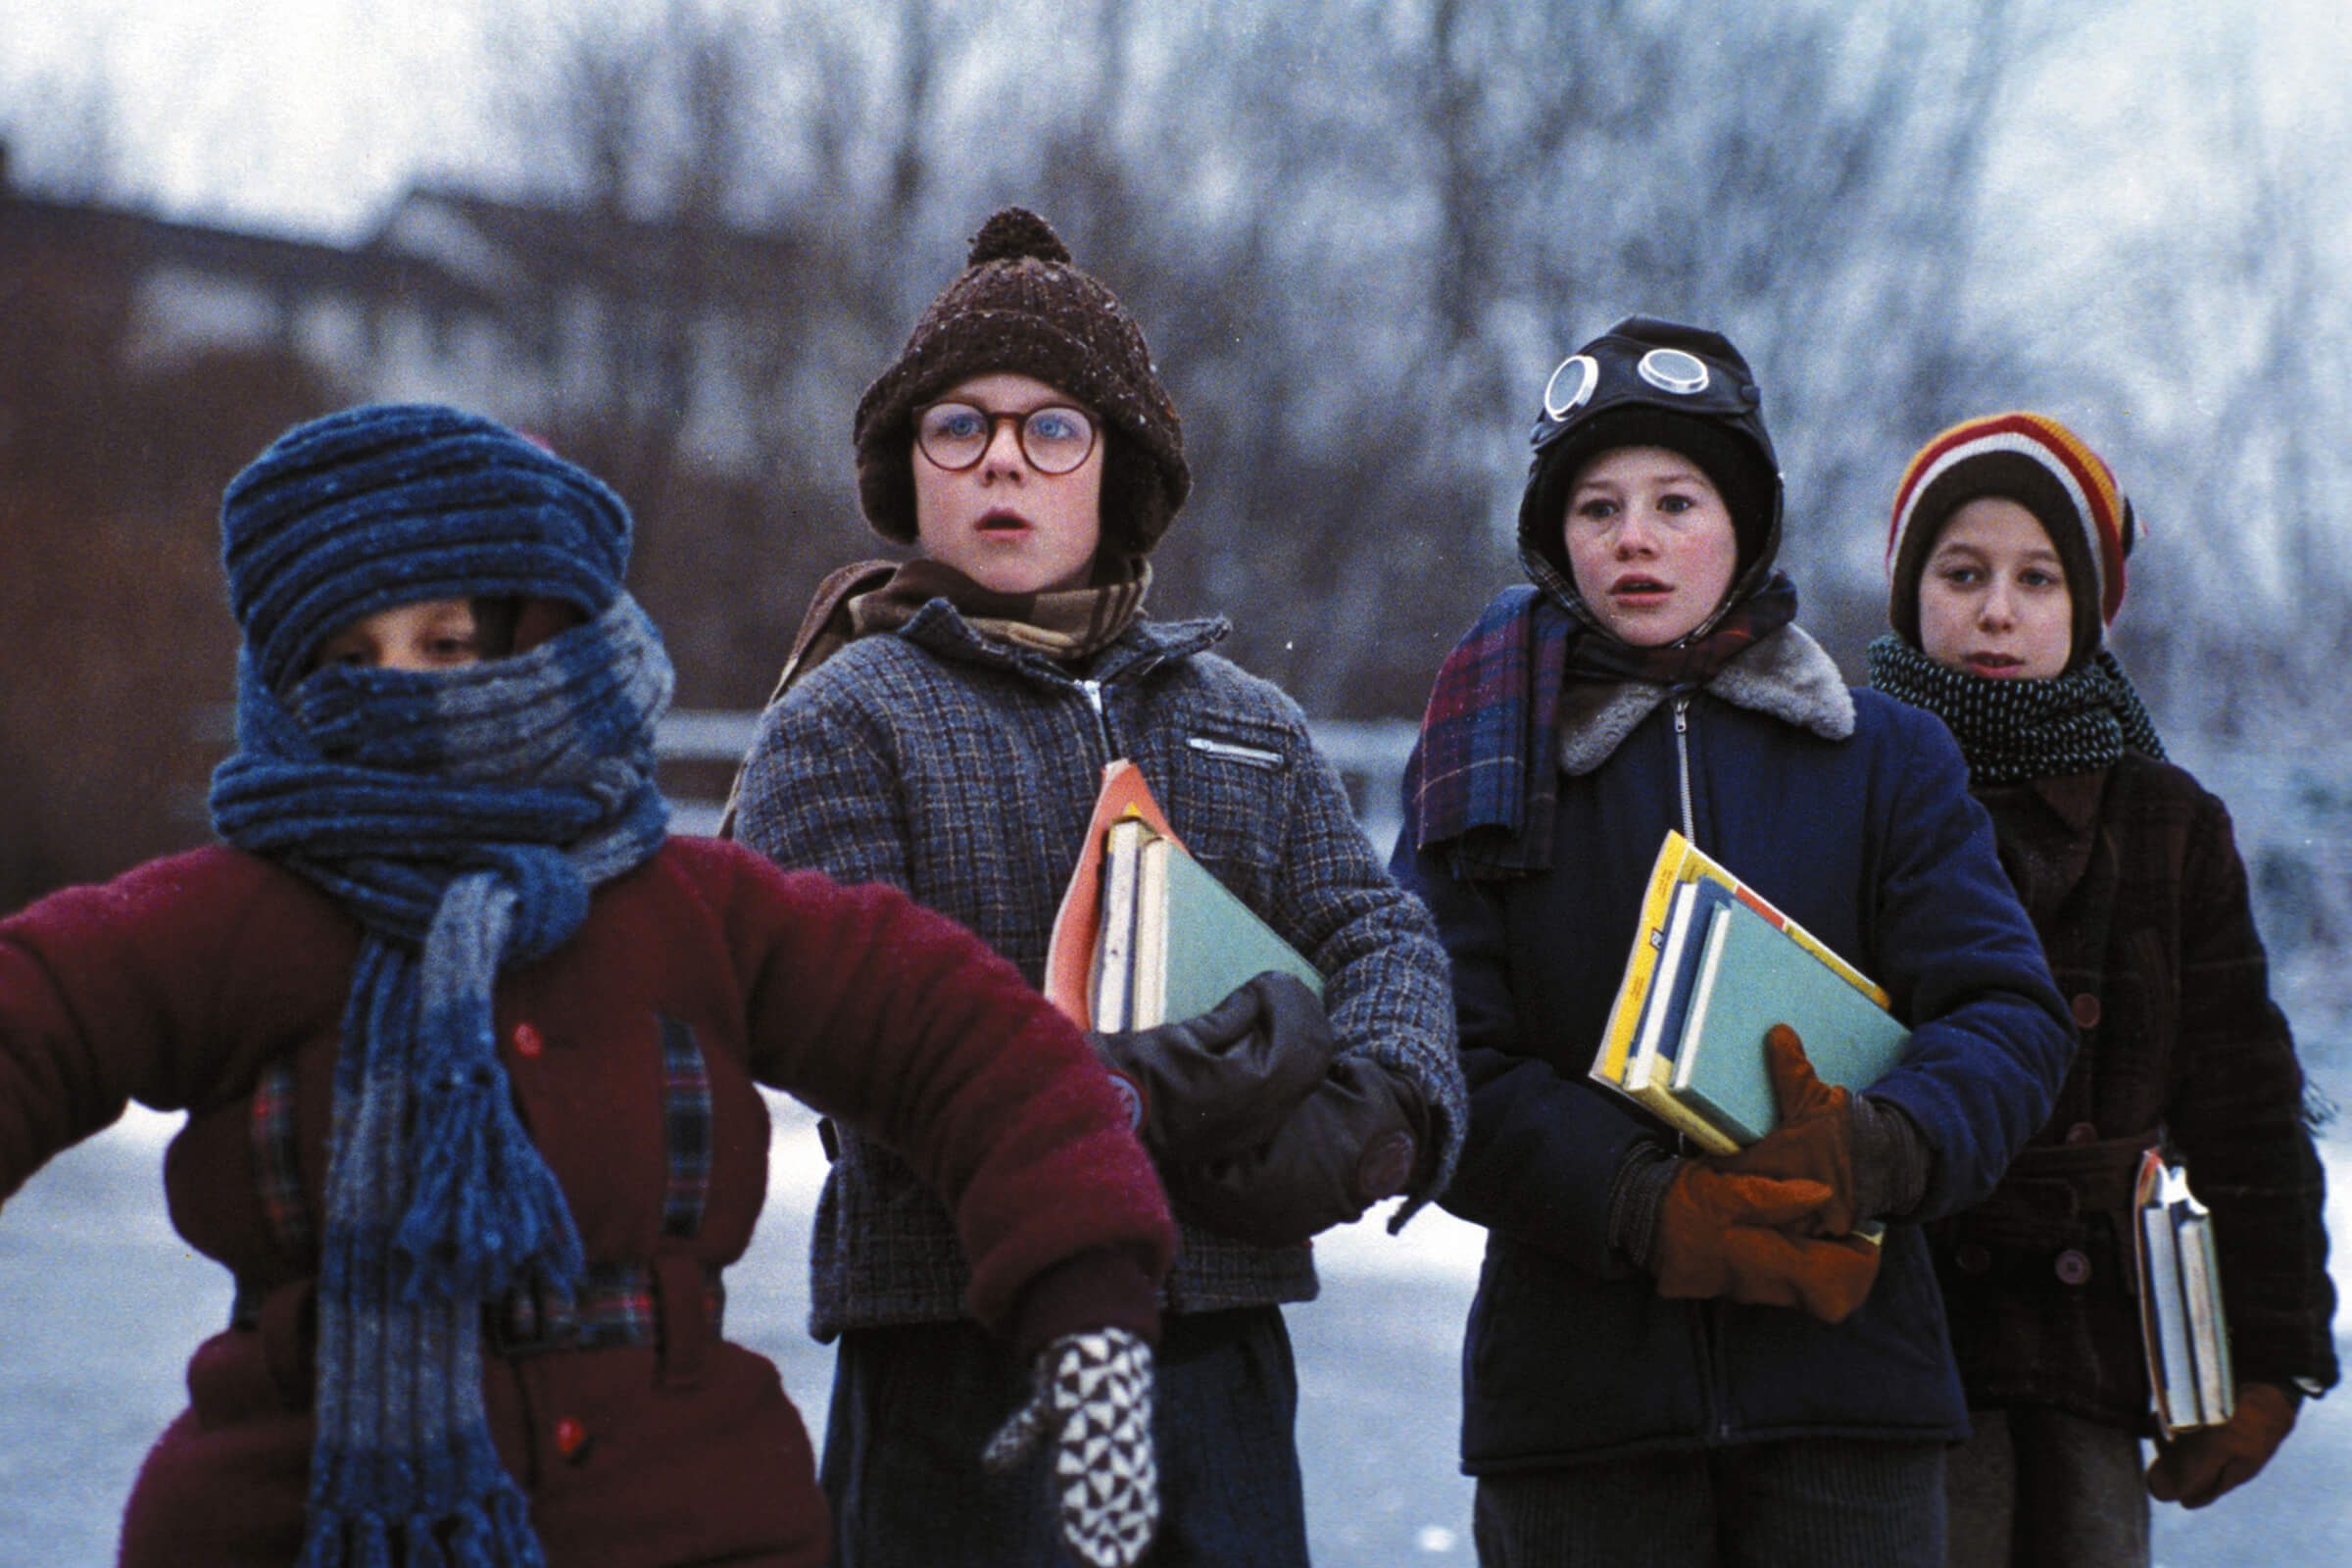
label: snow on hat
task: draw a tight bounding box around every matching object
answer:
[220,403,632,691]
[853,207,1190,555]
[1886,411,2135,666]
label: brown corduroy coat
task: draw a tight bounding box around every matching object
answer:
[1930,752,2337,1432]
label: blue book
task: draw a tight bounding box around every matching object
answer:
[1623,877,1740,1093]
[1671,898,1909,1144]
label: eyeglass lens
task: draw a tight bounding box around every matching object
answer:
[916,403,1097,474]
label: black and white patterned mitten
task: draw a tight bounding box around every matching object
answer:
[983,1327,1159,1568]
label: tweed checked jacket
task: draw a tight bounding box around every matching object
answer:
[733,599,1466,1338]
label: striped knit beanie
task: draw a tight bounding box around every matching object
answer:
[221,404,633,691]
[1886,411,2135,669]
[854,207,1191,555]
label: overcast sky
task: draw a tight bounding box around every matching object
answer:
[4,0,493,237]
[6,0,2349,247]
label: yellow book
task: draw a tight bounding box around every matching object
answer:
[1590,831,1893,1157]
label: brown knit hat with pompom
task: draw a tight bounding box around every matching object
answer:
[853,207,1190,555]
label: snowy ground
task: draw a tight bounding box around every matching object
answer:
[4,1065,2348,1567]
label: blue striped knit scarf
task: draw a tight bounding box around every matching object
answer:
[209,596,672,1568]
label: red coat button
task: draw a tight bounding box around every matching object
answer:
[2071,993,2101,1029]
[514,1022,544,1058]
[2064,1121,2100,1145]
[2055,1249,2091,1286]
[554,1416,589,1460]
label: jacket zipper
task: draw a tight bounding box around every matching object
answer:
[1673,696,1696,843]
[1078,677,1116,760]
[1700,1300,1734,1441]
[1184,735,1284,769]
[1671,694,1735,1441]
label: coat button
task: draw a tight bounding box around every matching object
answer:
[2064,1121,2100,1145]
[2071,993,2101,1029]
[554,1416,591,1462]
[1955,1243,1992,1275]
[2055,1249,2091,1286]
[514,1022,545,1058]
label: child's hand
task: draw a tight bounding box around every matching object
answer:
[2146,1383,2299,1508]
[1716,1023,1860,1234]
[983,1328,1159,1567]
[1652,1161,1881,1323]
[1093,970,1334,1162]
[1163,1056,1424,1246]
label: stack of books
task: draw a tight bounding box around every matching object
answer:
[2133,1150,2236,1434]
[1044,760,1322,1032]
[1588,832,1909,1156]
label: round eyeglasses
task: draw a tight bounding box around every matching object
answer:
[915,401,1099,475]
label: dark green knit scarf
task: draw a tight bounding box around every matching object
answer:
[1865,634,2166,785]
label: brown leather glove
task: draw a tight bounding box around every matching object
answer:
[1715,1023,1860,1235]
[1653,1161,1882,1323]
[2145,1383,2300,1508]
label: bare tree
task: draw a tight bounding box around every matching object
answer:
[467,0,2099,716]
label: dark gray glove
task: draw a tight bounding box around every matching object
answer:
[1092,971,1336,1163]
[1165,1057,1428,1247]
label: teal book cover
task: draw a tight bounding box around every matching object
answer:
[1147,841,1324,1026]
[1672,898,1908,1144]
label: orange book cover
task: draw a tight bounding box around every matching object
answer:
[1043,760,1186,1028]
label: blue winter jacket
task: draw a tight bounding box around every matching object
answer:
[1393,623,2073,1471]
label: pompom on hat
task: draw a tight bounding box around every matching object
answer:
[220,403,633,692]
[1885,411,2137,669]
[853,207,1191,555]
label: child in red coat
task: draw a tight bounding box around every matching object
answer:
[0,403,1174,1568]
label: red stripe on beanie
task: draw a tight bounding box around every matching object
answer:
[1886,411,2130,625]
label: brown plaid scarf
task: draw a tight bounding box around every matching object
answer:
[719,556,1152,835]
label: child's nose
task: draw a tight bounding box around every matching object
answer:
[980,419,1028,476]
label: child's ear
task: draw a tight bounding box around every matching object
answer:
[513,598,587,655]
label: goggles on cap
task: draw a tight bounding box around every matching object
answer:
[1530,338,1760,453]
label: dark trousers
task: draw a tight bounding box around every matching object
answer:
[1472,1438,1947,1568]
[821,1305,1310,1567]
[1943,1407,2149,1568]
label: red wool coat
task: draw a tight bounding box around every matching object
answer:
[0,838,1174,1567]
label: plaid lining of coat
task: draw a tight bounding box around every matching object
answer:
[237,1015,721,1349]
[488,1261,727,1355]
[659,1013,712,1239]
[249,1056,313,1255]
